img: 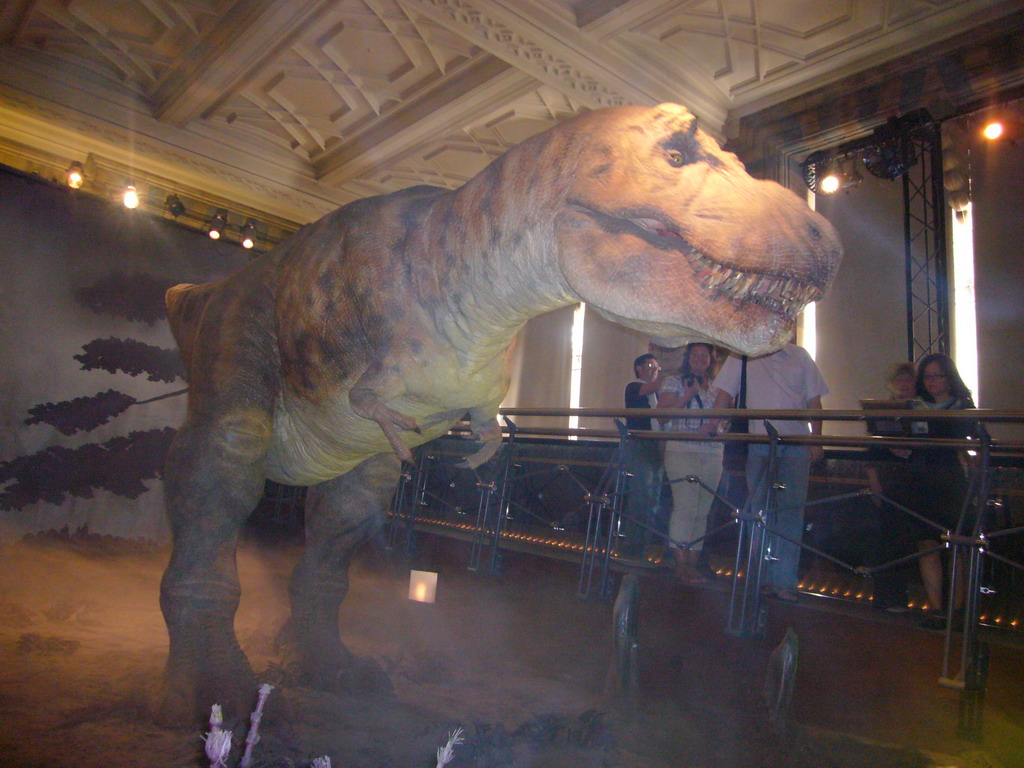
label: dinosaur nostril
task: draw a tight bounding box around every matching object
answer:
[808,223,823,241]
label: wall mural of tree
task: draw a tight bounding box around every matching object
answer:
[0,168,250,541]
[1,272,185,512]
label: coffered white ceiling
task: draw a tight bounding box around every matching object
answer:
[1,0,1020,238]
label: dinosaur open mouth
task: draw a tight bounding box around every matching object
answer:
[628,217,823,317]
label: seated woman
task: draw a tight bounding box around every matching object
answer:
[904,353,977,628]
[657,342,723,583]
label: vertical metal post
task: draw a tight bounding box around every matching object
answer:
[404,448,434,556]
[486,418,519,574]
[579,420,627,598]
[958,425,992,741]
[387,460,415,551]
[726,424,777,637]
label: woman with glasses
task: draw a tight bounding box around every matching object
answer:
[656,342,723,583]
[907,353,976,629]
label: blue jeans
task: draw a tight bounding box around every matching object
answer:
[621,439,662,556]
[746,444,810,591]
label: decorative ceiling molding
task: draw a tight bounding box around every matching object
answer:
[1,0,1022,239]
[397,0,635,108]
[316,59,538,187]
[151,0,338,125]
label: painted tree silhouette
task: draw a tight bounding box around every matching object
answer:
[0,272,186,511]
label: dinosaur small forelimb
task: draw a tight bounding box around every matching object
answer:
[457,417,502,470]
[349,386,420,463]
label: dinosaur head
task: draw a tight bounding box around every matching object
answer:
[554,103,842,356]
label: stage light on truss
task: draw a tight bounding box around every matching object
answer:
[207,209,228,240]
[123,184,139,209]
[861,138,916,180]
[802,151,861,195]
[801,150,834,194]
[165,194,186,218]
[66,161,84,189]
[240,219,258,249]
[819,172,840,194]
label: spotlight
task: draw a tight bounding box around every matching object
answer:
[981,116,1021,144]
[819,172,840,195]
[801,150,834,194]
[207,209,228,240]
[66,161,84,189]
[240,219,258,249]
[862,139,916,180]
[165,194,185,218]
[983,120,1004,140]
[123,184,139,209]
[802,151,861,195]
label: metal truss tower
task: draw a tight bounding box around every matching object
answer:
[901,121,950,361]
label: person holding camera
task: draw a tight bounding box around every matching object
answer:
[656,342,723,582]
[620,353,667,559]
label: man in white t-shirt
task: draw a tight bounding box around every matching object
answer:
[703,343,828,601]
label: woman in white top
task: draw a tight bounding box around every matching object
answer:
[657,342,723,582]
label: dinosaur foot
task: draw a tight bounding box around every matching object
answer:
[275,621,393,696]
[156,657,258,728]
[310,654,394,696]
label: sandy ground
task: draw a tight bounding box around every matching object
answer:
[0,532,1021,768]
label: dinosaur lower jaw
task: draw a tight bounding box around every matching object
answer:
[632,221,823,319]
[685,249,822,318]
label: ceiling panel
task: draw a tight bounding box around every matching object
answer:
[0,0,1019,247]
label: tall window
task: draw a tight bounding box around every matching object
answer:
[951,203,979,402]
[803,190,819,360]
[568,302,586,438]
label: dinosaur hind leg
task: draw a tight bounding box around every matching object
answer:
[283,452,401,692]
[159,409,272,725]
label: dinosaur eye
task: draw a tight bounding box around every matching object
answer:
[666,150,687,167]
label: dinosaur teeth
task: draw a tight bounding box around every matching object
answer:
[706,270,728,288]
[690,258,822,312]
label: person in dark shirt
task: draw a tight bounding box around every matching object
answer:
[905,353,977,628]
[620,354,665,558]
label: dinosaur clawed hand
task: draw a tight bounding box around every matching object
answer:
[349,388,420,463]
[456,418,502,470]
[375,405,420,463]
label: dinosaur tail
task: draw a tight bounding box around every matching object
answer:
[165,282,217,376]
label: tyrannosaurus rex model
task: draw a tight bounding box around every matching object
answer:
[160,103,842,721]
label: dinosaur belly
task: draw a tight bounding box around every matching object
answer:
[263,393,480,486]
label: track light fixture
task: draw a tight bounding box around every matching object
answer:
[165,194,186,218]
[123,184,139,209]
[207,209,228,240]
[66,161,84,189]
[240,219,258,249]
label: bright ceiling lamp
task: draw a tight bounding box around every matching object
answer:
[981,116,1020,144]
[123,184,139,209]
[240,219,258,249]
[207,209,228,239]
[66,161,84,189]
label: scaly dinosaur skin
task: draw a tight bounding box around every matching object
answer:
[160,103,841,722]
